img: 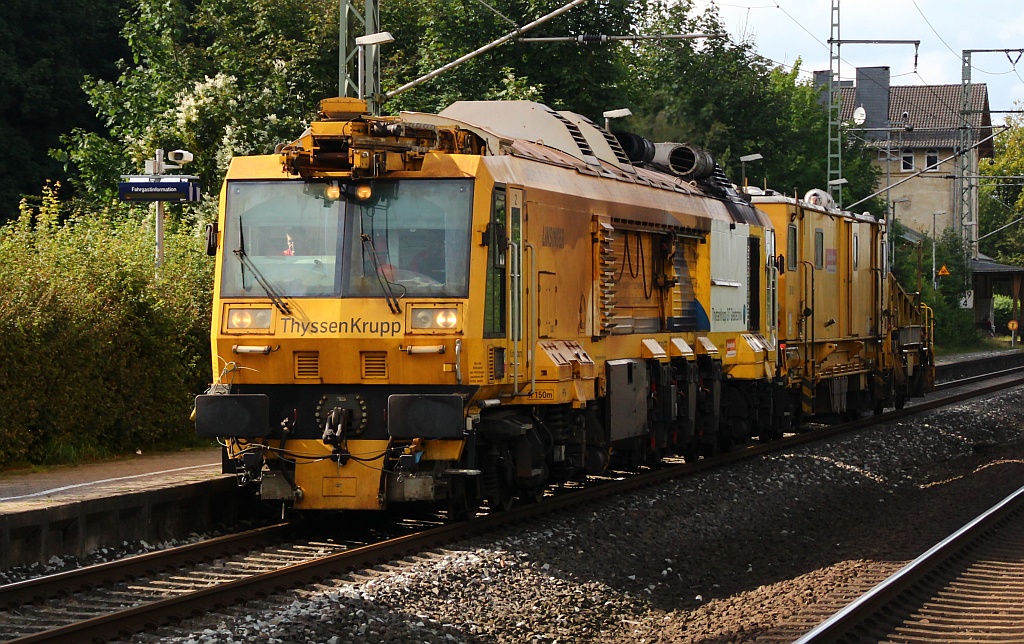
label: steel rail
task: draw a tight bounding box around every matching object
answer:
[794,483,1024,643]
[0,522,296,610]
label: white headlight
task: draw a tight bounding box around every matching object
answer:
[227,307,273,329]
[411,307,458,330]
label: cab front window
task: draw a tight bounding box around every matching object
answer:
[220,181,342,298]
[342,179,473,298]
[219,179,473,300]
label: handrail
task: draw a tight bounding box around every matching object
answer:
[524,241,537,396]
[454,338,462,384]
[801,259,816,379]
[509,241,520,394]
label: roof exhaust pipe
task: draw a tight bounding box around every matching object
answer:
[613,132,655,164]
[613,133,723,187]
[652,143,716,180]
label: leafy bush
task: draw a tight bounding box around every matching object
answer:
[923,289,983,351]
[993,294,1015,334]
[0,186,213,467]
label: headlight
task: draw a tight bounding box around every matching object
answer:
[411,307,458,330]
[227,307,273,329]
[324,184,342,201]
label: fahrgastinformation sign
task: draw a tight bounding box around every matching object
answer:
[118,177,201,202]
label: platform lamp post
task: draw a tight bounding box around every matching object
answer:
[739,153,763,188]
[888,196,910,270]
[932,210,946,290]
[827,177,848,206]
[602,108,632,132]
[356,31,394,112]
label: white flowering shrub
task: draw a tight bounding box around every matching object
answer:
[59,0,337,204]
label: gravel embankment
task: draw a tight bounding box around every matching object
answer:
[125,386,1024,642]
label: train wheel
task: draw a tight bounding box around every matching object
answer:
[519,462,548,504]
[491,486,514,512]
[489,454,515,512]
[521,486,545,504]
[446,476,479,522]
[894,393,906,410]
[682,443,700,463]
[584,445,610,475]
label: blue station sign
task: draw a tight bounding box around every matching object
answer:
[118,177,201,202]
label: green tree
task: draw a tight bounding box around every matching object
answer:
[626,2,881,211]
[0,0,128,220]
[381,0,644,118]
[979,109,1024,265]
[59,0,339,204]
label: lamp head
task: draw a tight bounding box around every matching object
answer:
[356,31,395,46]
[602,108,632,119]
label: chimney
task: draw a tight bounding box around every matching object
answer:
[854,67,891,141]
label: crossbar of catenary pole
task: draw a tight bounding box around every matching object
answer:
[517,33,725,43]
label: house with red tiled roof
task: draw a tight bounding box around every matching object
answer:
[820,67,1022,331]
[834,67,994,248]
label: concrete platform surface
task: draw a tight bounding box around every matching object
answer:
[0,448,246,570]
[0,448,223,514]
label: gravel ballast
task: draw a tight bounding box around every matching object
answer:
[132,386,1024,642]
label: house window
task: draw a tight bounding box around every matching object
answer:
[901,149,915,171]
[926,149,939,170]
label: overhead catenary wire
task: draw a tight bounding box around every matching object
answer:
[707,0,1020,118]
[386,0,588,99]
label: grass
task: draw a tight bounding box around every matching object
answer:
[934,335,1022,357]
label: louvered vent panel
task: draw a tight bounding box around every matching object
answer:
[295,352,320,379]
[599,130,634,166]
[593,219,617,336]
[549,111,595,156]
[361,352,388,379]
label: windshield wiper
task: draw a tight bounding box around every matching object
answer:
[361,232,402,314]
[234,248,292,316]
[234,216,291,315]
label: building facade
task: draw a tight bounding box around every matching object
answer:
[831,67,994,253]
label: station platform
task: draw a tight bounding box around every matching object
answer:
[0,448,244,570]
[935,347,1023,366]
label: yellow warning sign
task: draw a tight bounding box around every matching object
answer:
[938,265,951,276]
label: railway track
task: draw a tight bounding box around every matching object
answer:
[2,357,1022,643]
[794,483,1024,643]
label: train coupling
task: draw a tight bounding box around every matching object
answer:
[237,446,267,485]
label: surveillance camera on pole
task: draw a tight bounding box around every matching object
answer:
[167,149,194,165]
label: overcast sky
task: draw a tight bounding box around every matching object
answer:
[692,0,1024,124]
